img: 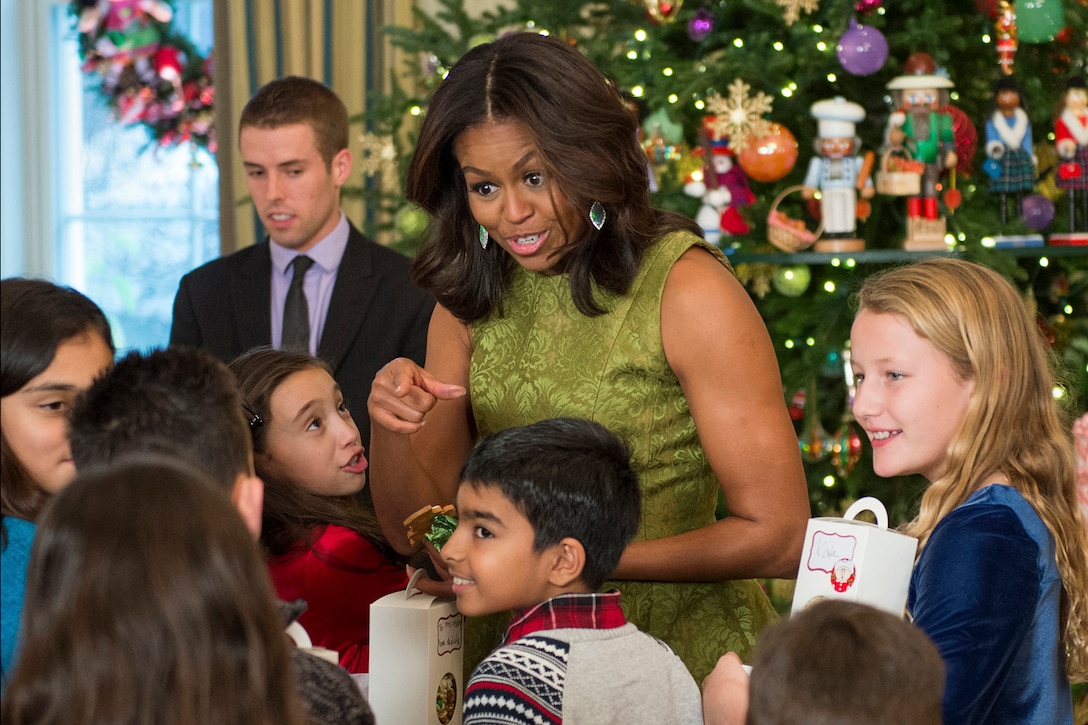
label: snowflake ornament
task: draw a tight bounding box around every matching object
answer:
[706,79,774,152]
[775,0,820,25]
[357,131,396,178]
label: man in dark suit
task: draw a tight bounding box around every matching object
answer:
[170,76,433,448]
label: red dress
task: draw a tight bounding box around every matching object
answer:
[268,524,408,673]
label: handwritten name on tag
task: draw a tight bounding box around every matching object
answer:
[436,612,463,655]
[806,530,858,574]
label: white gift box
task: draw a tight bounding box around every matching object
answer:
[369,571,464,725]
[791,497,918,617]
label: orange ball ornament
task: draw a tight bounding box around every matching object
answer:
[737,123,799,182]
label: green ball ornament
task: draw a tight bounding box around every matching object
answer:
[771,265,812,297]
[396,204,429,240]
[1016,0,1065,43]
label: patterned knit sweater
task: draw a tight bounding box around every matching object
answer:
[463,592,702,724]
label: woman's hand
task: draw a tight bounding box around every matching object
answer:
[367,358,466,435]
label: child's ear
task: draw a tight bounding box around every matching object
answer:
[547,537,586,588]
[231,473,265,540]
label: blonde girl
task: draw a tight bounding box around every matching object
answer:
[851,257,1088,724]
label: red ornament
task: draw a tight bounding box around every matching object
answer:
[903,52,938,75]
[854,0,883,14]
[939,104,978,178]
[788,389,806,422]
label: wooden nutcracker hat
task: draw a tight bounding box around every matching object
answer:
[886,52,954,91]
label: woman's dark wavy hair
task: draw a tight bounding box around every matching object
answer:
[406,32,701,322]
[229,347,398,563]
[0,456,305,725]
[1,277,114,529]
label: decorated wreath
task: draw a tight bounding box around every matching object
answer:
[69,0,216,152]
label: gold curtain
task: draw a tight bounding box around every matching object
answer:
[212,0,414,253]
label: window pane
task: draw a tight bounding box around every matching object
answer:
[52,0,217,353]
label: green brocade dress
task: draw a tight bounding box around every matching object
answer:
[468,230,778,682]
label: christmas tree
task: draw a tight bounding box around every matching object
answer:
[354,0,1088,523]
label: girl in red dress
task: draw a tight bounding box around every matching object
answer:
[230,348,407,674]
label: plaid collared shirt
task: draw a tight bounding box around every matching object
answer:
[501,590,626,647]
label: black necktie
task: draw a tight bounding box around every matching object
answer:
[282,255,315,350]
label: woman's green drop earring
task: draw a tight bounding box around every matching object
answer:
[589,201,606,230]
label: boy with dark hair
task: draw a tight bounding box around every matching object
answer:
[67,346,375,725]
[69,346,262,534]
[442,417,702,724]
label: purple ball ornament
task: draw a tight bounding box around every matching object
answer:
[1022,194,1055,231]
[836,18,888,76]
[688,6,714,42]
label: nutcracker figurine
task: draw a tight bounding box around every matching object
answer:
[984,77,1036,228]
[683,124,754,245]
[1053,76,1088,244]
[802,97,874,252]
[885,53,958,250]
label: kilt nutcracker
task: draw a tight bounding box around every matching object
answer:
[984,77,1035,226]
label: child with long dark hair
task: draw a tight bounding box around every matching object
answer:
[1,277,114,686]
[230,348,407,674]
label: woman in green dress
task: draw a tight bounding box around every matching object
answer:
[367,32,809,683]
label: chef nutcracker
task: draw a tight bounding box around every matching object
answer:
[885,54,958,249]
[1054,76,1088,242]
[802,97,874,252]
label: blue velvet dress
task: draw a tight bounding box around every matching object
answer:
[908,485,1073,724]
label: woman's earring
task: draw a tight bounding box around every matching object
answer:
[478,224,489,250]
[589,201,606,231]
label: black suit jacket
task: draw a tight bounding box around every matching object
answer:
[170,224,434,447]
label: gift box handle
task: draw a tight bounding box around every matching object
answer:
[842,496,889,530]
[405,567,428,600]
[285,620,313,648]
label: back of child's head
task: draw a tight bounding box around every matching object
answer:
[748,600,944,725]
[0,455,305,725]
[459,417,640,590]
[68,346,252,490]
[1,277,114,521]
